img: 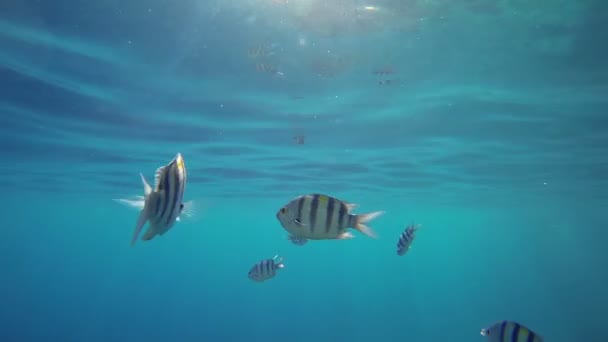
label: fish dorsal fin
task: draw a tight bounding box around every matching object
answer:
[344,202,358,212]
[140,173,152,197]
[154,166,168,191]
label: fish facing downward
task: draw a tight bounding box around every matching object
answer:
[481,321,543,342]
[130,153,189,246]
[276,193,384,243]
[396,222,421,256]
[248,255,285,282]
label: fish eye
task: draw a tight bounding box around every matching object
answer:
[280,207,287,214]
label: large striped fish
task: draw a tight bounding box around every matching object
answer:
[481,321,543,342]
[248,255,285,282]
[276,193,384,242]
[128,153,191,246]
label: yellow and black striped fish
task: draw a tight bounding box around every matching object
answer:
[248,255,285,282]
[481,320,543,342]
[130,153,191,246]
[276,193,384,243]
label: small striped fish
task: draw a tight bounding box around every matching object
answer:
[255,63,284,77]
[129,153,191,246]
[396,223,421,256]
[247,43,277,58]
[248,255,285,282]
[276,194,384,242]
[481,321,543,342]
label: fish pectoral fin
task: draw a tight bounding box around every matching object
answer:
[294,219,306,226]
[336,232,355,240]
[172,201,195,224]
[288,235,308,246]
[179,201,195,219]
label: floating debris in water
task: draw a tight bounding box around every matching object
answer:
[293,135,306,144]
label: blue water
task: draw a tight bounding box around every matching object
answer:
[1,1,607,341]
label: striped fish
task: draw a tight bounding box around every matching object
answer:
[130,153,191,246]
[247,43,277,58]
[396,222,421,256]
[255,63,282,75]
[276,194,384,242]
[248,255,285,282]
[481,321,543,342]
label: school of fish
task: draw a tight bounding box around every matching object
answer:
[114,153,545,341]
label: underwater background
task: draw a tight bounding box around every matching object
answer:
[1,0,607,341]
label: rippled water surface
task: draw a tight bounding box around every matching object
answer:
[1,1,607,341]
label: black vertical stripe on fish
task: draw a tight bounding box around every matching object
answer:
[163,164,177,225]
[398,232,406,248]
[338,202,347,229]
[297,196,305,223]
[153,176,166,221]
[326,197,335,233]
[163,165,175,224]
[499,321,507,342]
[166,165,181,225]
[150,175,161,220]
[266,260,271,276]
[526,331,536,342]
[157,167,169,221]
[511,323,520,342]
[310,194,319,234]
[154,195,161,218]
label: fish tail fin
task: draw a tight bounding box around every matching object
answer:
[131,208,149,246]
[352,210,385,238]
[273,255,285,269]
